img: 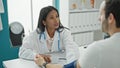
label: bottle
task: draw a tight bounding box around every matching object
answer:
[81,0,86,9]
[72,3,77,9]
[90,0,94,8]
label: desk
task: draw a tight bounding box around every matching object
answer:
[3,47,86,68]
[3,58,40,68]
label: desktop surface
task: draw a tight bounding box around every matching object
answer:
[3,58,40,68]
[2,47,85,68]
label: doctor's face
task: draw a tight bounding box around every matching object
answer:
[43,10,59,30]
[99,1,109,33]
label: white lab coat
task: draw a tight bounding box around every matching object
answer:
[19,28,79,64]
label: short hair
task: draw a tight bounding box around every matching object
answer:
[105,0,120,28]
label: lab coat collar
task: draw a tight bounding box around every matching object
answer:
[44,28,58,40]
[44,28,60,52]
[111,32,120,39]
[52,31,60,51]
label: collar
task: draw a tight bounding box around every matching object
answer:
[110,32,120,39]
[44,28,58,40]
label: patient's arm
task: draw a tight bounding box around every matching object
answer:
[77,62,81,68]
[43,61,80,68]
[34,54,80,68]
[46,62,80,68]
[46,64,63,68]
[34,54,63,68]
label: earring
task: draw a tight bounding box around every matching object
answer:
[44,24,46,26]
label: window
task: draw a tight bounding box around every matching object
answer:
[32,0,53,31]
[7,0,53,35]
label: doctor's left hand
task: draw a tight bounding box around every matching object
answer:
[39,54,51,63]
[34,54,46,66]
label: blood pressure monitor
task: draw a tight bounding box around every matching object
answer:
[9,22,24,46]
[10,22,23,34]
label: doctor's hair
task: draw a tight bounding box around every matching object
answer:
[37,6,65,33]
[105,0,120,28]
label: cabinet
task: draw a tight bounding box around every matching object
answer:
[60,0,103,46]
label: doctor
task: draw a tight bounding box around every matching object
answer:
[19,6,79,64]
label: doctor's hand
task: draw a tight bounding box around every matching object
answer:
[34,54,46,66]
[39,54,51,63]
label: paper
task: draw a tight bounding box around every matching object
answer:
[0,15,3,31]
[0,0,4,13]
[45,51,67,65]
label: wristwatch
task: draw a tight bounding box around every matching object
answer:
[43,62,49,68]
[40,62,48,68]
[39,65,45,68]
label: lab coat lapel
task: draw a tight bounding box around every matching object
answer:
[40,31,50,53]
[52,31,59,52]
[44,30,51,52]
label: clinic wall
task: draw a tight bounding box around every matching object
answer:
[0,0,19,68]
[55,0,59,11]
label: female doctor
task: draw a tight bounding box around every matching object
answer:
[19,6,79,64]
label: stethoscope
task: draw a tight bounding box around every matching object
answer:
[39,31,64,52]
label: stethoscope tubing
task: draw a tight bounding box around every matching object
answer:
[39,31,61,51]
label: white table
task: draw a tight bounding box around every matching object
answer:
[3,47,86,68]
[79,46,86,57]
[3,58,40,68]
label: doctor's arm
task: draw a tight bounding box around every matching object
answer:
[19,34,51,62]
[18,34,40,60]
[62,29,80,63]
[19,36,37,60]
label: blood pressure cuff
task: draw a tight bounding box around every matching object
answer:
[63,60,77,68]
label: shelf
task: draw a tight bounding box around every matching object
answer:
[69,9,99,13]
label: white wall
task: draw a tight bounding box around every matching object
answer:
[7,0,32,35]
[32,0,52,30]
[59,0,69,28]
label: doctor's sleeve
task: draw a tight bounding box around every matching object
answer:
[62,29,80,64]
[19,35,37,60]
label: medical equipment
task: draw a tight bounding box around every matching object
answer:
[39,31,64,52]
[39,31,66,64]
[9,22,25,46]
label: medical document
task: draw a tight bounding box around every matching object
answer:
[45,51,67,65]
